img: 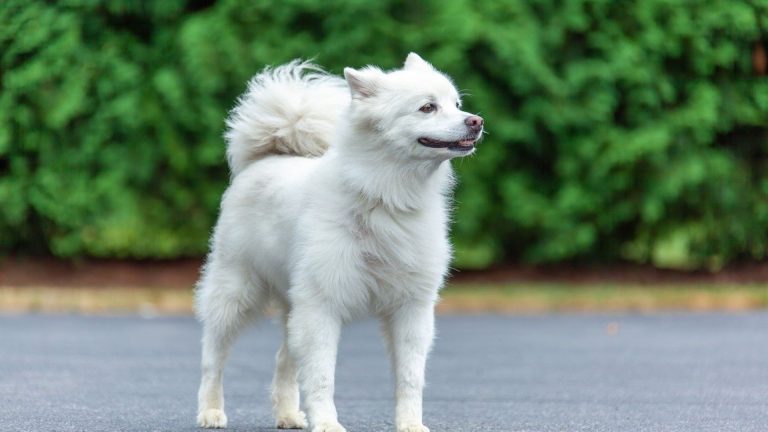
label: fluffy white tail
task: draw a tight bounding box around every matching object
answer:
[225,60,350,176]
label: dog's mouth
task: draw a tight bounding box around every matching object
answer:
[417,135,478,152]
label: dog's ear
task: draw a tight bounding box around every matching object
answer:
[404,52,434,71]
[344,67,382,98]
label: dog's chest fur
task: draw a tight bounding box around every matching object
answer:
[348,201,449,306]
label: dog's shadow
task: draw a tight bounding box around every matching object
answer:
[181,428,276,432]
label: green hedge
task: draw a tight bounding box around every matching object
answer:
[2,0,767,268]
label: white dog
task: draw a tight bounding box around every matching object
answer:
[195,53,484,432]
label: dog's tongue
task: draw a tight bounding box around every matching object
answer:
[458,139,475,147]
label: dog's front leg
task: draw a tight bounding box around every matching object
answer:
[383,302,435,432]
[287,304,346,432]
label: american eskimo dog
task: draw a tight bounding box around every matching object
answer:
[195,53,484,432]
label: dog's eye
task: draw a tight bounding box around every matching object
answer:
[419,103,437,113]
[455,102,461,108]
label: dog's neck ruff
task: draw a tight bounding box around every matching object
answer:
[332,143,455,214]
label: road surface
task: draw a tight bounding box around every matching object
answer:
[1,313,766,431]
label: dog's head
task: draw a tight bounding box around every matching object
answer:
[343,53,483,160]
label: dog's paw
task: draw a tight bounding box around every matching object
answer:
[397,424,430,432]
[197,409,228,428]
[311,421,347,432]
[276,410,308,429]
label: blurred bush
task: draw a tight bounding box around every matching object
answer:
[1,0,767,268]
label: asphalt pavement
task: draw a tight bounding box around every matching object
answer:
[1,313,767,432]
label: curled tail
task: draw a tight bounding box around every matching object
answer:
[225,60,350,176]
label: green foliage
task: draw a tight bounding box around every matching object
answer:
[2,0,767,268]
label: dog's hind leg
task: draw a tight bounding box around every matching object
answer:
[272,313,308,429]
[196,265,264,429]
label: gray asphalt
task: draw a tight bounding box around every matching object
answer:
[1,313,767,432]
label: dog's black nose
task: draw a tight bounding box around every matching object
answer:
[465,115,484,131]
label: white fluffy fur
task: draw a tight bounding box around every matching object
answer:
[225,60,349,177]
[196,53,483,432]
